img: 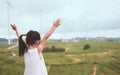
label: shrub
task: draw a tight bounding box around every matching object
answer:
[83,44,91,50]
[43,45,65,53]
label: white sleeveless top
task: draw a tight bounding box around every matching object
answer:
[24,48,48,75]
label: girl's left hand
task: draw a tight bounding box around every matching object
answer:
[53,18,61,28]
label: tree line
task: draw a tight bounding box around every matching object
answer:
[43,45,65,53]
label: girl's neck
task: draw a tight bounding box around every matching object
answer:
[28,45,36,50]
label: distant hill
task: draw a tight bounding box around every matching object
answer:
[0,38,18,43]
[0,38,8,43]
[0,37,120,43]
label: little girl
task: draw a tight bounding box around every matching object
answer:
[10,18,61,75]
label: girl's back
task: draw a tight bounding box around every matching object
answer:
[24,48,48,75]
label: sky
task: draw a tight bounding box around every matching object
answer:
[0,0,120,39]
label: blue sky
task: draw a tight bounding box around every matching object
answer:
[0,0,120,39]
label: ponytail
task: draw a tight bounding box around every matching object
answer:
[19,34,27,56]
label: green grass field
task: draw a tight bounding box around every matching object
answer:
[0,40,120,75]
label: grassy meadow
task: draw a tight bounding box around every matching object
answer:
[0,40,120,75]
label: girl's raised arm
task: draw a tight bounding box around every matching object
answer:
[38,18,61,52]
[10,24,20,38]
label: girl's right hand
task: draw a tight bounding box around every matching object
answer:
[10,24,17,31]
[10,24,20,38]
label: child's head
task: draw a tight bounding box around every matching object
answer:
[26,30,41,46]
[19,30,41,56]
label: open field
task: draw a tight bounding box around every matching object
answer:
[0,40,120,75]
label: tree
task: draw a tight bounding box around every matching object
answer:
[83,44,91,50]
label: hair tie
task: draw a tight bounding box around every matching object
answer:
[21,34,27,36]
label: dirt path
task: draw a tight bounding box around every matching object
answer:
[7,44,18,56]
[7,44,18,50]
[67,48,116,63]
[92,64,97,75]
[67,54,81,62]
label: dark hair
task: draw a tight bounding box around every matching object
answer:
[19,30,41,56]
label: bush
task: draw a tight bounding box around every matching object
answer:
[43,45,65,53]
[83,44,91,50]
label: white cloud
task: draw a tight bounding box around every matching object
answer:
[0,0,120,38]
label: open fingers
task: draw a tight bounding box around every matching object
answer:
[10,24,16,30]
